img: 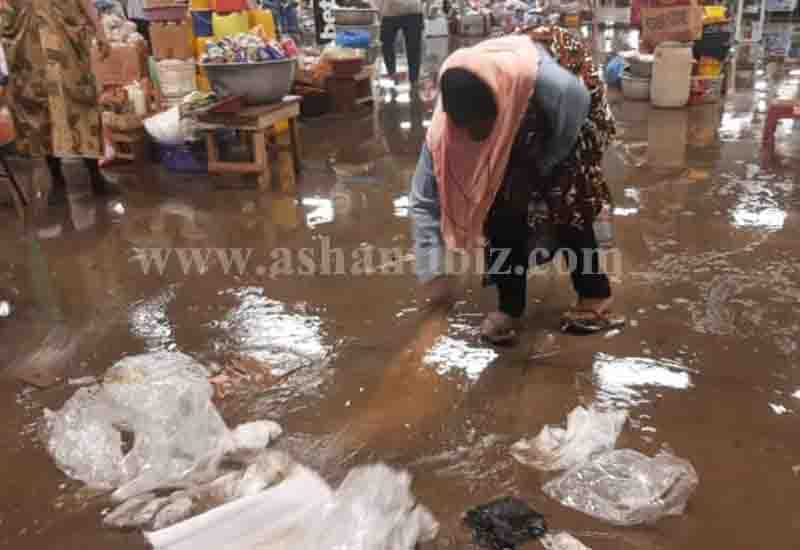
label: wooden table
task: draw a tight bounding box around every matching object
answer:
[198,97,302,191]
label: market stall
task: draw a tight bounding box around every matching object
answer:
[617,2,732,107]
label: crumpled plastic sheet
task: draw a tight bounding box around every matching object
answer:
[511,406,628,472]
[542,449,699,526]
[103,450,293,530]
[540,532,591,550]
[44,352,282,503]
[146,463,439,550]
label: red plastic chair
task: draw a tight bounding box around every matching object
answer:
[763,99,800,149]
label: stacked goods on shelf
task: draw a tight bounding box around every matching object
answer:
[333,4,381,68]
[689,7,731,105]
[92,13,156,164]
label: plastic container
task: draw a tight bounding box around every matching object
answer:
[651,42,693,109]
[212,0,248,12]
[621,71,651,101]
[191,10,214,37]
[249,9,278,40]
[212,11,249,39]
[191,0,210,9]
[202,59,295,105]
[159,143,208,173]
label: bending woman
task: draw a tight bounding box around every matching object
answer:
[410,29,624,344]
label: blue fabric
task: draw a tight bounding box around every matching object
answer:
[604,56,625,88]
[410,143,446,284]
[532,43,591,176]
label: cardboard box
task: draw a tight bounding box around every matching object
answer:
[91,42,148,91]
[641,4,703,46]
[150,20,194,60]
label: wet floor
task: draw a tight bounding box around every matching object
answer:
[2,28,800,550]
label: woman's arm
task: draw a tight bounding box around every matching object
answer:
[410,142,446,284]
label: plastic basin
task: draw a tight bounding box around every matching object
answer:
[202,59,296,105]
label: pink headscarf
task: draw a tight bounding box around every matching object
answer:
[426,35,539,251]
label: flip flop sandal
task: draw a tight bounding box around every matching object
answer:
[480,313,520,346]
[560,309,627,336]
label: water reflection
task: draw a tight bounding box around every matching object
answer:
[593,353,694,407]
[393,195,410,218]
[423,336,498,380]
[302,197,335,228]
[220,287,328,375]
[129,288,175,351]
[730,179,787,231]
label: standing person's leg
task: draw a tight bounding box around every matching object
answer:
[83,158,114,195]
[46,156,67,204]
[400,14,424,84]
[381,16,402,80]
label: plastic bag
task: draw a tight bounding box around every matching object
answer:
[540,532,591,550]
[464,497,546,550]
[511,406,628,472]
[147,464,438,550]
[45,352,282,502]
[542,449,699,526]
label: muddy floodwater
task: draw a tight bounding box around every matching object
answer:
[2,29,800,550]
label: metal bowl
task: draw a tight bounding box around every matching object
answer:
[202,59,296,105]
[333,9,378,26]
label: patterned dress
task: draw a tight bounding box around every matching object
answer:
[1,0,103,158]
[522,25,616,228]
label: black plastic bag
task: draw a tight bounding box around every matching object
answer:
[464,496,547,550]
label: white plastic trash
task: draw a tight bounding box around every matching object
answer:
[542,449,699,526]
[511,406,628,472]
[650,42,693,109]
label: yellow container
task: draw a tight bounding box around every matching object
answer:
[196,68,211,92]
[703,6,727,23]
[195,36,213,59]
[212,11,249,39]
[191,0,211,9]
[698,57,722,77]
[249,9,278,41]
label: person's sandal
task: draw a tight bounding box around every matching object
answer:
[480,312,520,346]
[560,309,626,335]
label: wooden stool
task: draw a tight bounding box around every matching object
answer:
[327,69,374,114]
[110,129,149,163]
[763,99,800,149]
[198,97,302,192]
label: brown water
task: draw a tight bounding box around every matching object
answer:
[2,31,800,550]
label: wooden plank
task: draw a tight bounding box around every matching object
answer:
[208,161,265,174]
[289,117,302,174]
